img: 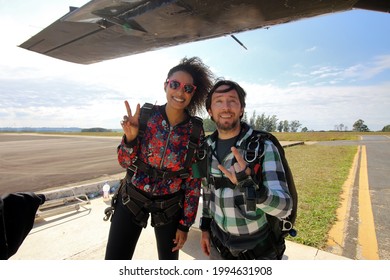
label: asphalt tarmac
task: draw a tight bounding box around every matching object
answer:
[0,133,301,195]
[0,133,123,194]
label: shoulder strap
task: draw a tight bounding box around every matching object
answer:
[261,132,298,226]
[137,102,154,141]
[183,116,203,169]
[247,130,298,226]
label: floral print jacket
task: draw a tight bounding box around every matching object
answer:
[117,104,204,231]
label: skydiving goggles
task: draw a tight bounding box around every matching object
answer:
[166,79,197,94]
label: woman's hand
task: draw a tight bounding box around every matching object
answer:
[121,101,141,143]
[172,229,188,252]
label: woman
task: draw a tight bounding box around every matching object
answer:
[105,57,214,260]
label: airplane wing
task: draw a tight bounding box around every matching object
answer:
[18,0,390,65]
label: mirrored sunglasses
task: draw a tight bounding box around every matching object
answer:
[167,79,197,94]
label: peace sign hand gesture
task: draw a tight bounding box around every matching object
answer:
[217,147,251,185]
[121,101,141,143]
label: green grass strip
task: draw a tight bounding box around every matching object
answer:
[285,145,357,249]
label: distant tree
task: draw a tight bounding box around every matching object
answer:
[289,120,301,132]
[254,113,265,130]
[277,121,284,132]
[265,115,278,132]
[249,111,256,128]
[301,127,308,132]
[242,112,248,123]
[82,127,112,132]
[352,119,370,132]
[248,113,278,132]
[334,123,345,131]
[203,117,216,132]
[283,120,289,132]
[382,125,390,132]
[221,111,306,133]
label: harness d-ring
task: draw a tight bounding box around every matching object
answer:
[245,135,266,163]
[245,137,259,163]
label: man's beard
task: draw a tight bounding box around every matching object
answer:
[215,118,240,132]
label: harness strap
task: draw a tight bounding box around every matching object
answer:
[137,102,154,141]
[210,176,236,190]
[150,202,183,227]
[121,182,184,228]
[210,232,237,260]
[128,159,190,180]
[183,116,203,169]
[211,230,278,260]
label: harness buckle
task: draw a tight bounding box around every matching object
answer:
[188,140,197,150]
[282,220,293,231]
[179,172,189,179]
[197,148,206,160]
[151,211,169,227]
[128,164,138,174]
[122,195,131,206]
[103,206,114,221]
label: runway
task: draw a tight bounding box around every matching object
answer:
[0,133,124,194]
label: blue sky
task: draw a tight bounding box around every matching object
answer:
[1,0,389,131]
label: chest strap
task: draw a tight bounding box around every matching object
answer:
[128,158,190,180]
[210,176,236,190]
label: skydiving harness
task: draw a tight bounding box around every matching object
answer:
[204,130,298,239]
[103,103,204,227]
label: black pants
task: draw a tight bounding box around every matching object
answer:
[105,193,180,260]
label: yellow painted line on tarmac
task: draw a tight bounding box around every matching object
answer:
[358,145,379,259]
[326,146,359,255]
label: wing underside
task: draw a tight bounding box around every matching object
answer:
[19,0,390,64]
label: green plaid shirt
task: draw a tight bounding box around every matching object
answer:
[202,123,292,236]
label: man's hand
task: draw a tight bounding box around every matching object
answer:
[217,147,250,184]
[200,231,211,256]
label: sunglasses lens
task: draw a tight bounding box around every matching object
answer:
[169,80,180,89]
[168,80,195,94]
[184,85,195,94]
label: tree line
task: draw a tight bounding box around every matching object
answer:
[203,110,303,133]
[202,113,389,133]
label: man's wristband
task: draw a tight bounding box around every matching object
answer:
[199,217,212,231]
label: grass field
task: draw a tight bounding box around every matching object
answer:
[273,131,390,141]
[284,144,357,249]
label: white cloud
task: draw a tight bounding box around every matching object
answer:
[241,81,390,131]
[305,46,317,52]
[288,55,390,86]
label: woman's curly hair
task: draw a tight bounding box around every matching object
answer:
[166,57,214,116]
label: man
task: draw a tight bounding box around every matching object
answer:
[199,80,293,260]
